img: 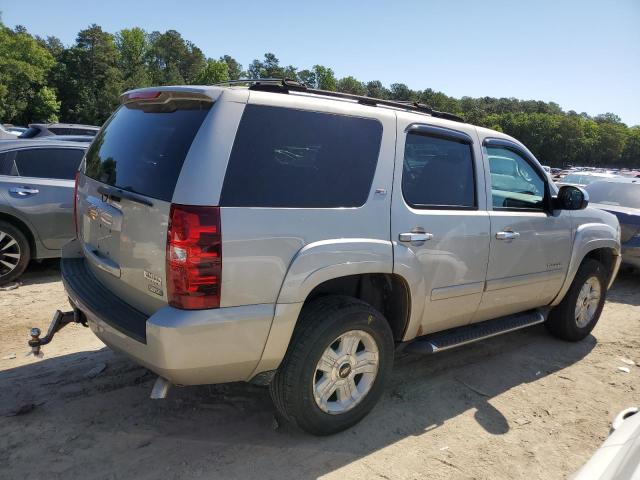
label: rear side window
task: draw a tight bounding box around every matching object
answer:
[402,132,476,209]
[84,101,211,202]
[14,148,85,180]
[220,105,383,208]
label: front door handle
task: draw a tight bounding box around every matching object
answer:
[10,187,39,196]
[496,231,520,240]
[399,232,434,243]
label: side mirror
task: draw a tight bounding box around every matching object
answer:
[555,185,589,210]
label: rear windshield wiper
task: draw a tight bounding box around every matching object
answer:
[98,185,154,207]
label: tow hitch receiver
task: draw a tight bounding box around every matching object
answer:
[28,309,88,357]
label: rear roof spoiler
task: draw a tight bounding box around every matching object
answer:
[120,89,215,105]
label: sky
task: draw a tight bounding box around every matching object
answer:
[2,0,639,125]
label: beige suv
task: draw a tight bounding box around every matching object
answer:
[34,80,621,435]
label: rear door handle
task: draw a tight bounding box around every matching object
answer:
[496,231,520,240]
[10,187,39,196]
[399,232,434,243]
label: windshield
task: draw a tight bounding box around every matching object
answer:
[585,182,640,209]
[84,100,211,202]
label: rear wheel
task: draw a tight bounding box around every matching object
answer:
[0,221,30,286]
[270,295,394,435]
[546,259,607,341]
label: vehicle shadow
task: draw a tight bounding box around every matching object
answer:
[0,323,595,479]
[17,259,61,286]
[607,268,640,307]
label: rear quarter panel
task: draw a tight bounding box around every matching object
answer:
[191,91,398,308]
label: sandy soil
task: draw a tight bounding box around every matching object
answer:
[0,261,639,480]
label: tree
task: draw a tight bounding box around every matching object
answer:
[30,86,60,122]
[336,76,366,95]
[52,25,123,124]
[298,69,316,87]
[220,55,243,80]
[115,27,151,90]
[0,22,59,124]
[195,58,229,84]
[313,65,336,91]
[365,80,390,99]
[146,30,205,85]
[389,83,414,101]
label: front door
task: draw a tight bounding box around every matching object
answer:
[392,122,490,337]
[473,138,572,322]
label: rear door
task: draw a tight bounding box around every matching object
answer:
[77,91,214,315]
[391,122,491,336]
[1,147,85,250]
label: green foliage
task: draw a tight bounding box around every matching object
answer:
[313,65,337,91]
[115,27,151,90]
[220,55,243,80]
[336,76,366,96]
[0,21,637,167]
[195,58,229,84]
[0,21,59,124]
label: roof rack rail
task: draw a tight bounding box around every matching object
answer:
[212,78,465,122]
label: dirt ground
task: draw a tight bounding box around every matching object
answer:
[0,261,639,480]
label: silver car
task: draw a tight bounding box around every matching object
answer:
[18,123,99,139]
[0,139,87,284]
[39,81,621,435]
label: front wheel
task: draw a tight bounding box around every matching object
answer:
[270,296,394,435]
[546,259,607,341]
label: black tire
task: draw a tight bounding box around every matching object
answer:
[546,259,607,341]
[270,295,394,436]
[0,220,30,286]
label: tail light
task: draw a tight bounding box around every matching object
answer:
[73,171,79,238]
[166,204,221,309]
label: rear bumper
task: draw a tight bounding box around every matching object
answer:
[61,240,273,385]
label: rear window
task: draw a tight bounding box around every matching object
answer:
[84,101,211,202]
[220,105,383,208]
[49,127,97,136]
[14,148,85,180]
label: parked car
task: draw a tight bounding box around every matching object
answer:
[585,179,640,269]
[19,123,99,139]
[0,139,87,284]
[3,125,27,135]
[557,171,621,187]
[52,82,620,435]
[573,407,640,479]
[0,125,19,139]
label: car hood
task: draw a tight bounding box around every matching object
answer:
[573,409,640,480]
[590,203,640,243]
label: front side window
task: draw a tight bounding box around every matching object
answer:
[14,148,85,180]
[402,132,476,209]
[221,105,383,208]
[487,146,546,210]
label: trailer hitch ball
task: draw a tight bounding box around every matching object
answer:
[29,328,43,357]
[27,310,86,358]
